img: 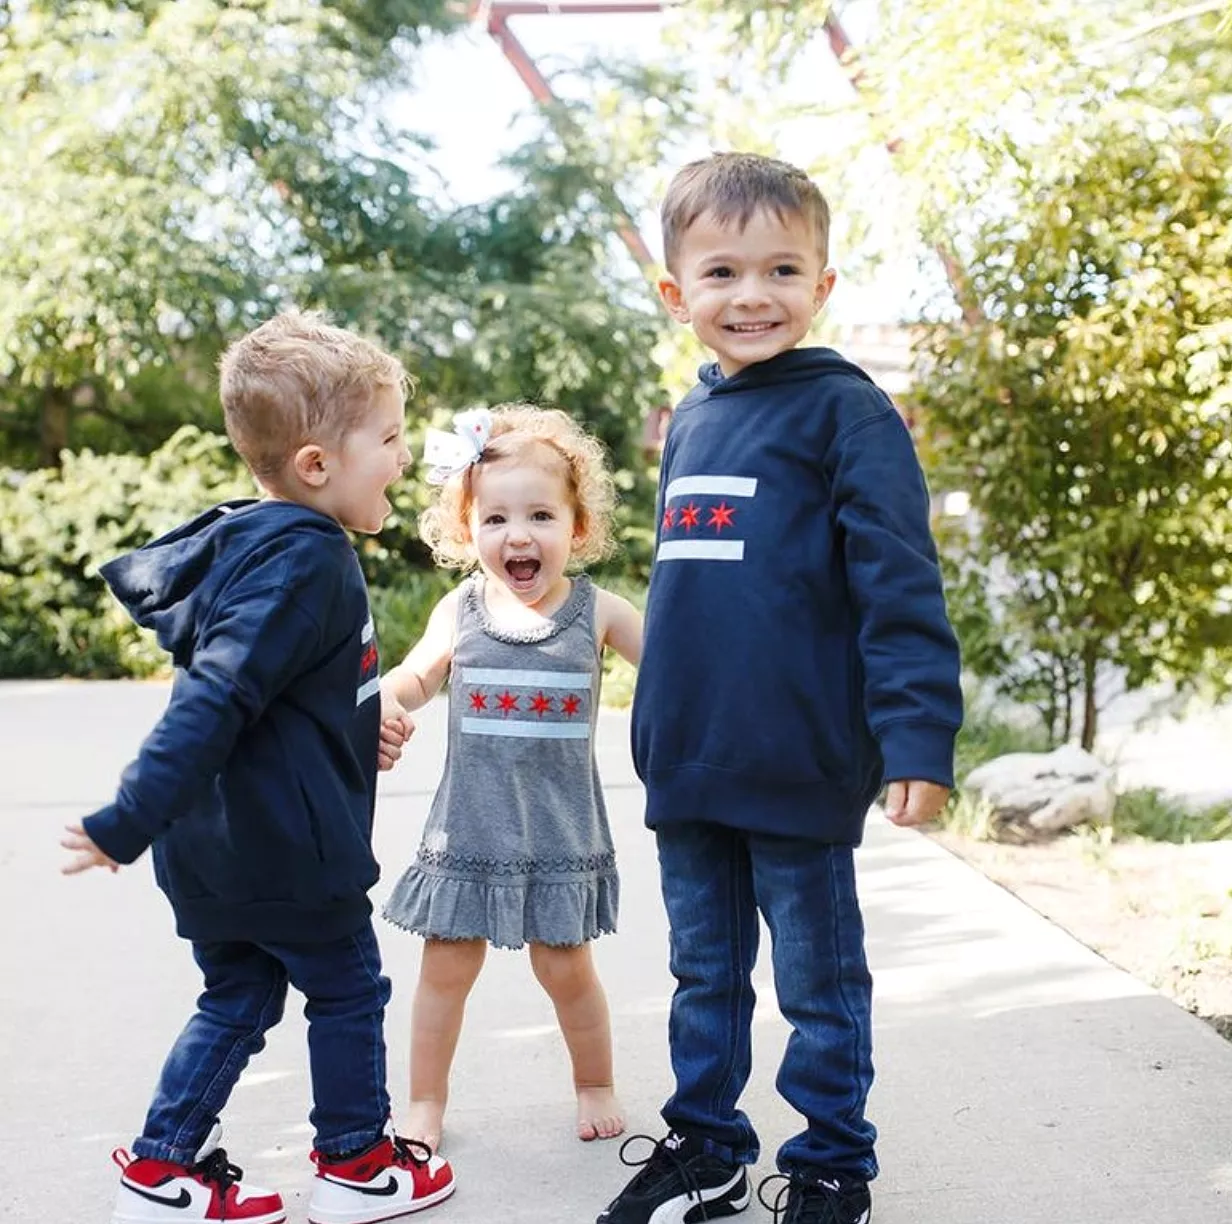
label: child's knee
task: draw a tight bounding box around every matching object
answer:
[419,938,486,995]
[529,943,595,999]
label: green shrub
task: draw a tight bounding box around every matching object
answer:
[0,427,255,678]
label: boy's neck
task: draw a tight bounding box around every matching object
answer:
[256,478,343,527]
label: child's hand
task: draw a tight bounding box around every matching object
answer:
[377,710,415,772]
[884,780,950,827]
[60,824,120,875]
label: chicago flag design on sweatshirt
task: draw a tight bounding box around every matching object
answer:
[657,475,758,563]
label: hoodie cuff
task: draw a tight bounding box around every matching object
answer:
[83,805,152,866]
[878,721,958,789]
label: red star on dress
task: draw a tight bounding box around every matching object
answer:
[708,502,736,531]
[496,691,520,715]
[560,694,582,717]
[530,692,553,717]
[678,502,701,530]
[360,643,378,673]
[662,506,675,530]
[469,690,487,712]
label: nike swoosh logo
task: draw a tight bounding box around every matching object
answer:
[124,1181,191,1208]
[321,1173,398,1197]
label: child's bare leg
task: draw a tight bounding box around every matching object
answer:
[408,937,486,1152]
[528,941,624,1141]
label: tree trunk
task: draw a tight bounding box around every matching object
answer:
[39,383,71,468]
[1080,643,1099,752]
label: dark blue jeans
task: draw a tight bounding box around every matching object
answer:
[132,920,391,1164]
[657,822,878,1181]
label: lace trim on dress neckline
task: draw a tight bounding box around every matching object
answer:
[464,573,592,644]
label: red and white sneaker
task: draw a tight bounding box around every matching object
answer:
[308,1133,455,1223]
[111,1125,285,1224]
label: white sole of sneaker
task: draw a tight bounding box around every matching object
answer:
[647,1169,750,1224]
[306,1178,456,1224]
[113,1212,285,1224]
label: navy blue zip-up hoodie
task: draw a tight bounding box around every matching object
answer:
[83,500,383,943]
[631,347,963,844]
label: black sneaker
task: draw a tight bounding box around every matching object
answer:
[597,1131,750,1223]
[757,1172,873,1224]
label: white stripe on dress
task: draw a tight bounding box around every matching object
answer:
[361,616,375,643]
[657,539,746,562]
[356,676,381,706]
[664,475,758,502]
[461,717,591,739]
[459,668,592,689]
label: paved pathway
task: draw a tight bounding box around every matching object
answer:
[1,680,1229,1223]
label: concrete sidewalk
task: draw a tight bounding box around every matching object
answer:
[1,681,1229,1223]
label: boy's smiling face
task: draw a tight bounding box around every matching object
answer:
[658,206,836,377]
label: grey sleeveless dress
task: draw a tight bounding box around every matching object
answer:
[383,574,618,949]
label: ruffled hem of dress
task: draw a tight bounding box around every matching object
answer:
[381,865,618,950]
[465,573,592,644]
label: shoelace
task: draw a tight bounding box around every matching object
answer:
[188,1147,244,1198]
[614,1134,714,1213]
[757,1173,851,1224]
[392,1135,433,1168]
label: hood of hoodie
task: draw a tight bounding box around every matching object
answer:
[697,345,875,395]
[100,499,349,667]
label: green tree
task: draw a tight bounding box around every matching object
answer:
[916,122,1232,749]
[0,0,456,467]
[679,0,1230,317]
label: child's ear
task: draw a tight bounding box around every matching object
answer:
[658,275,690,323]
[813,267,838,315]
[292,443,329,489]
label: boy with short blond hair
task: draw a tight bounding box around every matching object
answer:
[597,153,963,1224]
[62,312,455,1224]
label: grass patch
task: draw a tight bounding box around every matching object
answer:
[1111,788,1232,844]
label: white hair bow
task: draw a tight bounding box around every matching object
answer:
[422,409,493,485]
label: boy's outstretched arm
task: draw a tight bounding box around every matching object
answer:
[828,401,964,817]
[74,551,331,870]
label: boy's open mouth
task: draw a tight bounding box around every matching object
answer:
[505,558,540,587]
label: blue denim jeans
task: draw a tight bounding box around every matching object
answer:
[656,822,878,1181]
[132,920,391,1164]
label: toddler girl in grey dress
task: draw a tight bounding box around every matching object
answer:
[379,404,643,1157]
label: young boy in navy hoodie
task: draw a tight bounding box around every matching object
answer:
[597,154,963,1224]
[61,312,455,1224]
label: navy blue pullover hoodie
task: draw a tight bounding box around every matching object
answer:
[83,500,383,943]
[631,348,963,844]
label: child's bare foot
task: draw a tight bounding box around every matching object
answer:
[576,1086,625,1142]
[405,1099,446,1154]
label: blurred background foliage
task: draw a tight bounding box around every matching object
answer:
[2,0,1230,728]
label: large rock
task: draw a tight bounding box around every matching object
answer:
[963,744,1115,842]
